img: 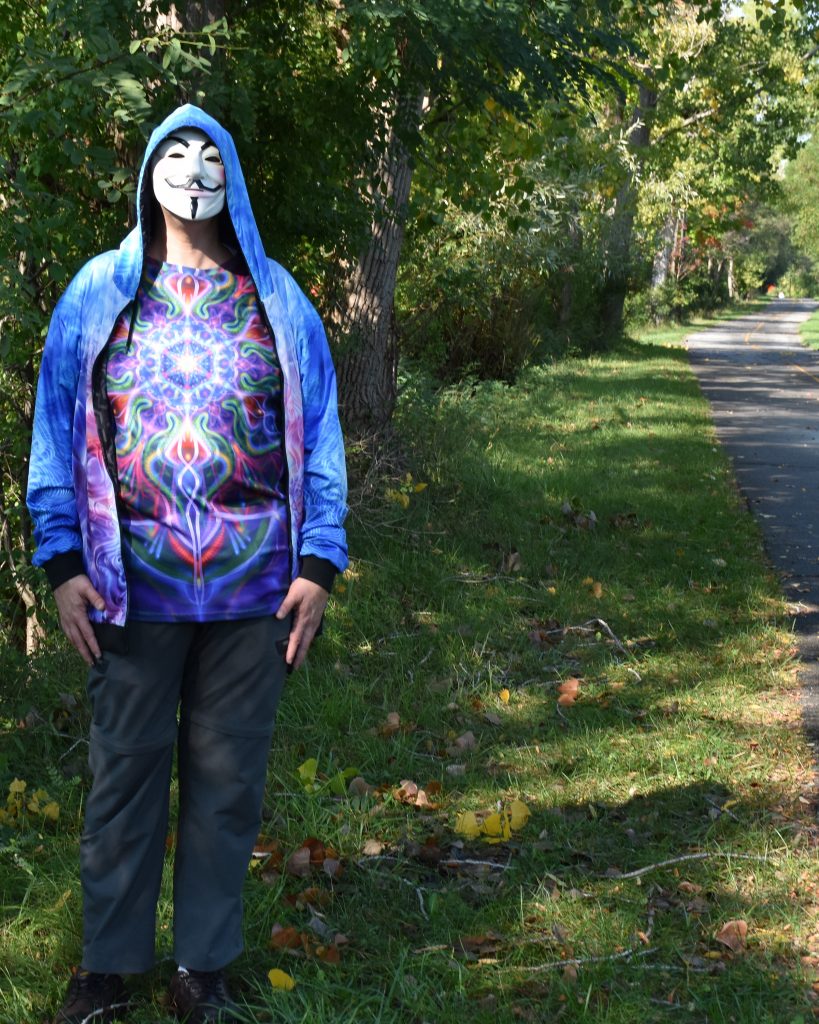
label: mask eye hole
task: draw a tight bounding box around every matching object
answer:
[167,152,185,159]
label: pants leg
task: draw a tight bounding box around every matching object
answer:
[173,616,290,970]
[81,621,196,974]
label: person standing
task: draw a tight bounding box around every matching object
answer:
[27,105,348,1024]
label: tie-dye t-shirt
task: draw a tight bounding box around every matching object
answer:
[105,256,290,621]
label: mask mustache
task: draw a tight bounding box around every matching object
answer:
[164,175,223,193]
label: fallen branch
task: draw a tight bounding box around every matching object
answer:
[517,945,657,973]
[608,851,773,880]
[537,618,632,660]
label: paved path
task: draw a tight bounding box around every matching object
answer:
[686,299,819,752]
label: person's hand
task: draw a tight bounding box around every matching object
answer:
[53,574,105,666]
[275,577,329,670]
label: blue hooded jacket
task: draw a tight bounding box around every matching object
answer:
[27,105,348,626]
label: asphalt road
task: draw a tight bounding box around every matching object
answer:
[686,298,819,753]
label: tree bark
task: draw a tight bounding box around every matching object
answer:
[330,89,424,435]
[601,83,657,336]
[651,210,676,289]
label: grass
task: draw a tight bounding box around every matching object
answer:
[2,315,819,1023]
[630,296,773,348]
[800,306,819,349]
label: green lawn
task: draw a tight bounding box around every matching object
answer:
[800,306,819,349]
[2,320,817,1023]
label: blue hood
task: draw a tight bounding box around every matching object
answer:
[113,104,273,301]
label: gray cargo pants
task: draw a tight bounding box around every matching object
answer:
[80,614,291,974]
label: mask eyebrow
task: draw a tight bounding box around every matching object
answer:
[163,134,190,148]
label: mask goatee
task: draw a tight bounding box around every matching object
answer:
[191,197,199,220]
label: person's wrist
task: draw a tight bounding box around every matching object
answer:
[299,555,336,593]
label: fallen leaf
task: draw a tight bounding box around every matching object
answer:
[270,925,303,950]
[308,914,335,942]
[484,711,503,726]
[455,811,482,839]
[502,550,522,573]
[508,799,530,829]
[315,944,341,964]
[592,582,603,599]
[380,711,401,736]
[714,919,748,954]
[348,776,375,798]
[268,968,296,991]
[446,764,466,776]
[499,689,510,704]
[361,839,384,857]
[286,847,312,878]
[323,858,343,879]
[557,678,581,706]
[446,730,477,756]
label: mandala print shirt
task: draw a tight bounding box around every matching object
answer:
[106,256,290,621]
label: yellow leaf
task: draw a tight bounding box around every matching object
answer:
[481,812,503,837]
[582,577,594,586]
[592,582,603,599]
[8,779,26,795]
[454,811,482,838]
[413,482,428,493]
[268,968,296,991]
[41,802,60,822]
[508,799,530,830]
[499,688,510,704]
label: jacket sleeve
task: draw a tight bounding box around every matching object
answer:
[26,284,85,587]
[283,275,348,580]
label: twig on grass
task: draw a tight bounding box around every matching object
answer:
[608,851,773,880]
[517,945,658,973]
[396,876,429,920]
[539,618,632,659]
[441,857,512,872]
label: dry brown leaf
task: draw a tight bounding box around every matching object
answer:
[348,776,375,798]
[361,839,384,857]
[714,919,748,953]
[315,944,341,964]
[562,963,578,984]
[380,711,401,736]
[446,730,477,756]
[270,924,303,950]
[285,847,312,878]
[557,678,581,706]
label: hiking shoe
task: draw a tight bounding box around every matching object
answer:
[168,968,239,1023]
[52,968,129,1023]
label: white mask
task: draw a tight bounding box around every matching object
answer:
[151,127,226,222]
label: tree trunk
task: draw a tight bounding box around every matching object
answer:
[330,89,424,435]
[601,83,657,336]
[727,257,736,299]
[651,210,676,289]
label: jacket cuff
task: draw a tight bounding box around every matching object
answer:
[299,555,337,593]
[42,550,85,591]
